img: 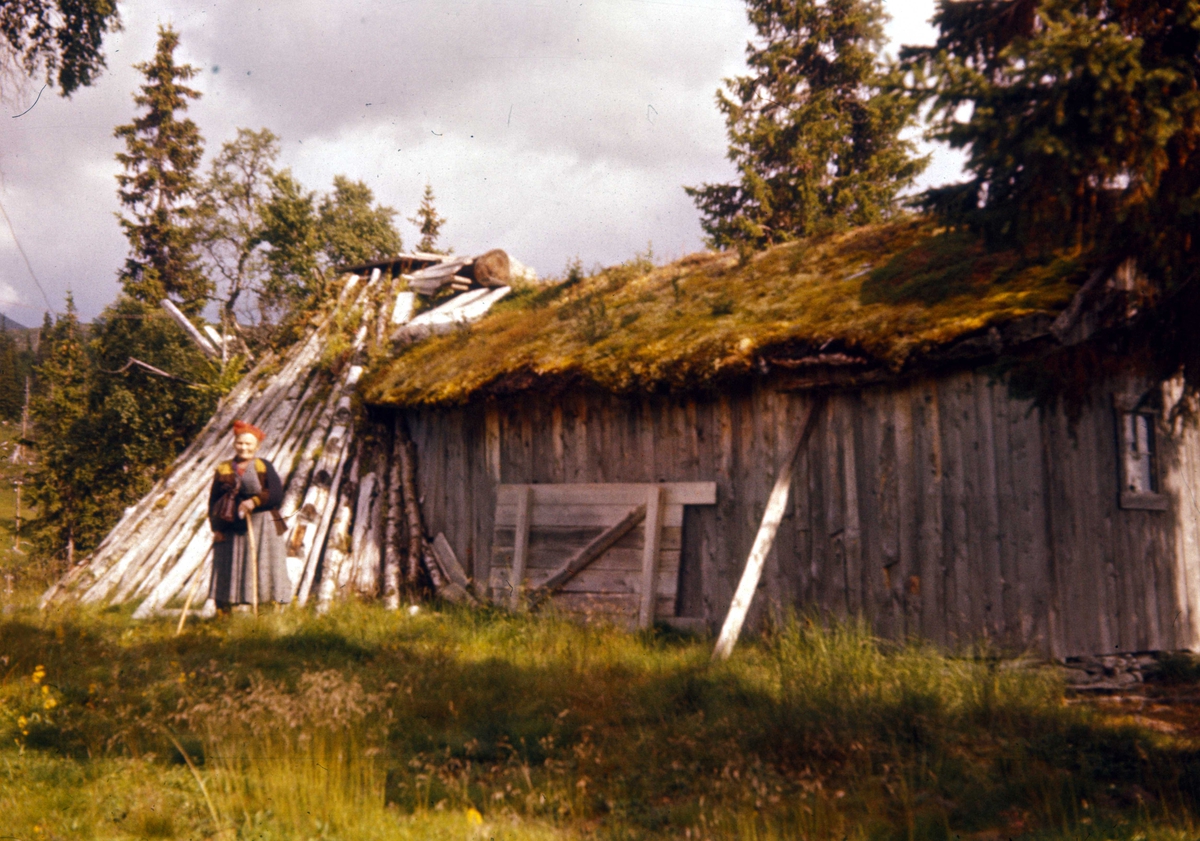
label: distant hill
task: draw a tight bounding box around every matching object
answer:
[0,314,26,331]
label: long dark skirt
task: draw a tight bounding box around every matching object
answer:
[210,511,292,607]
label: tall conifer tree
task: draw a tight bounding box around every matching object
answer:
[901,0,1200,266]
[28,294,91,567]
[113,24,208,314]
[409,182,448,254]
[687,0,924,250]
[900,0,1200,396]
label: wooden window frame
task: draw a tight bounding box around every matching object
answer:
[1113,395,1168,511]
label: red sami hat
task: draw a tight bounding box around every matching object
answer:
[232,420,266,441]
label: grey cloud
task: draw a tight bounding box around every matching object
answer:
[0,0,950,322]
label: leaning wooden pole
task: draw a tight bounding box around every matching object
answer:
[712,395,826,661]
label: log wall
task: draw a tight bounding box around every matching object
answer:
[400,370,1200,657]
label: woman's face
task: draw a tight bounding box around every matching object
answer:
[233,432,260,460]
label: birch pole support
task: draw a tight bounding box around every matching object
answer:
[247,516,260,617]
[712,395,825,661]
[381,424,405,609]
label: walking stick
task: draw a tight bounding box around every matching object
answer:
[247,514,260,617]
[176,566,206,636]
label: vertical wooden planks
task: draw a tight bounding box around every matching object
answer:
[638,485,666,628]
[694,399,720,622]
[788,392,815,609]
[940,375,972,645]
[509,485,533,609]
[486,405,501,483]
[1170,415,1200,649]
[893,386,923,639]
[708,395,736,622]
[468,405,493,587]
[915,381,946,645]
[1006,392,1051,651]
[821,397,849,617]
[551,403,566,480]
[989,376,1017,645]
[771,389,798,612]
[842,394,864,618]
[872,388,902,639]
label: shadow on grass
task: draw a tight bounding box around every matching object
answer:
[3,601,1200,839]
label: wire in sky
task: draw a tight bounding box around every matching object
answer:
[0,194,53,312]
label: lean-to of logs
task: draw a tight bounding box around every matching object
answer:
[43,260,522,615]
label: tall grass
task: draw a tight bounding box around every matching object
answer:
[3,597,1200,839]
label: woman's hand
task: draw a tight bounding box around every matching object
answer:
[238,498,257,519]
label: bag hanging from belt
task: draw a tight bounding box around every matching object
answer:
[214,475,241,525]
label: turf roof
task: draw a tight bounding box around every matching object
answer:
[361,218,1084,408]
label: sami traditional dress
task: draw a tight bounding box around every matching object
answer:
[208,457,292,607]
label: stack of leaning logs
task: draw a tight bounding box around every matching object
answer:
[40,268,455,616]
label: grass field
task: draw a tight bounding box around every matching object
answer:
[4,594,1200,840]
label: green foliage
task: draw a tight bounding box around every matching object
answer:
[899,0,1200,396]
[319,175,403,268]
[258,168,322,312]
[0,0,121,98]
[1,603,1199,839]
[26,295,91,567]
[902,0,1200,259]
[409,181,449,254]
[113,25,209,315]
[194,127,280,325]
[0,324,34,421]
[686,0,925,251]
[26,295,218,566]
[259,171,403,316]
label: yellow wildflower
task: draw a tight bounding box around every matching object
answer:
[31,665,45,685]
[44,697,57,711]
[466,808,483,826]
[41,685,49,695]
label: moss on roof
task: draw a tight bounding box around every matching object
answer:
[361,218,1084,408]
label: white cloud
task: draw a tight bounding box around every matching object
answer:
[0,278,25,309]
[0,0,962,320]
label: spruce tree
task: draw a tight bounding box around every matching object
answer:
[900,0,1200,398]
[409,182,448,254]
[686,0,924,250]
[28,294,91,567]
[113,24,208,315]
[901,0,1200,261]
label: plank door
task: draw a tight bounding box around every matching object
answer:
[490,482,716,627]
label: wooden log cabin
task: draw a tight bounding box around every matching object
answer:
[363,220,1200,659]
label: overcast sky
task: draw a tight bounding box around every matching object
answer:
[0,0,962,325]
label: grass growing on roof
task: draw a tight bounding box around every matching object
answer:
[4,595,1200,839]
[362,218,1083,407]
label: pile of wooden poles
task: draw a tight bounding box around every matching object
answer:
[40,268,476,616]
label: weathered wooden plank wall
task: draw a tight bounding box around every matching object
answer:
[399,370,1200,657]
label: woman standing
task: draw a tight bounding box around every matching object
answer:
[208,420,292,609]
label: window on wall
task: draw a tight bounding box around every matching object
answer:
[1116,405,1168,510]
